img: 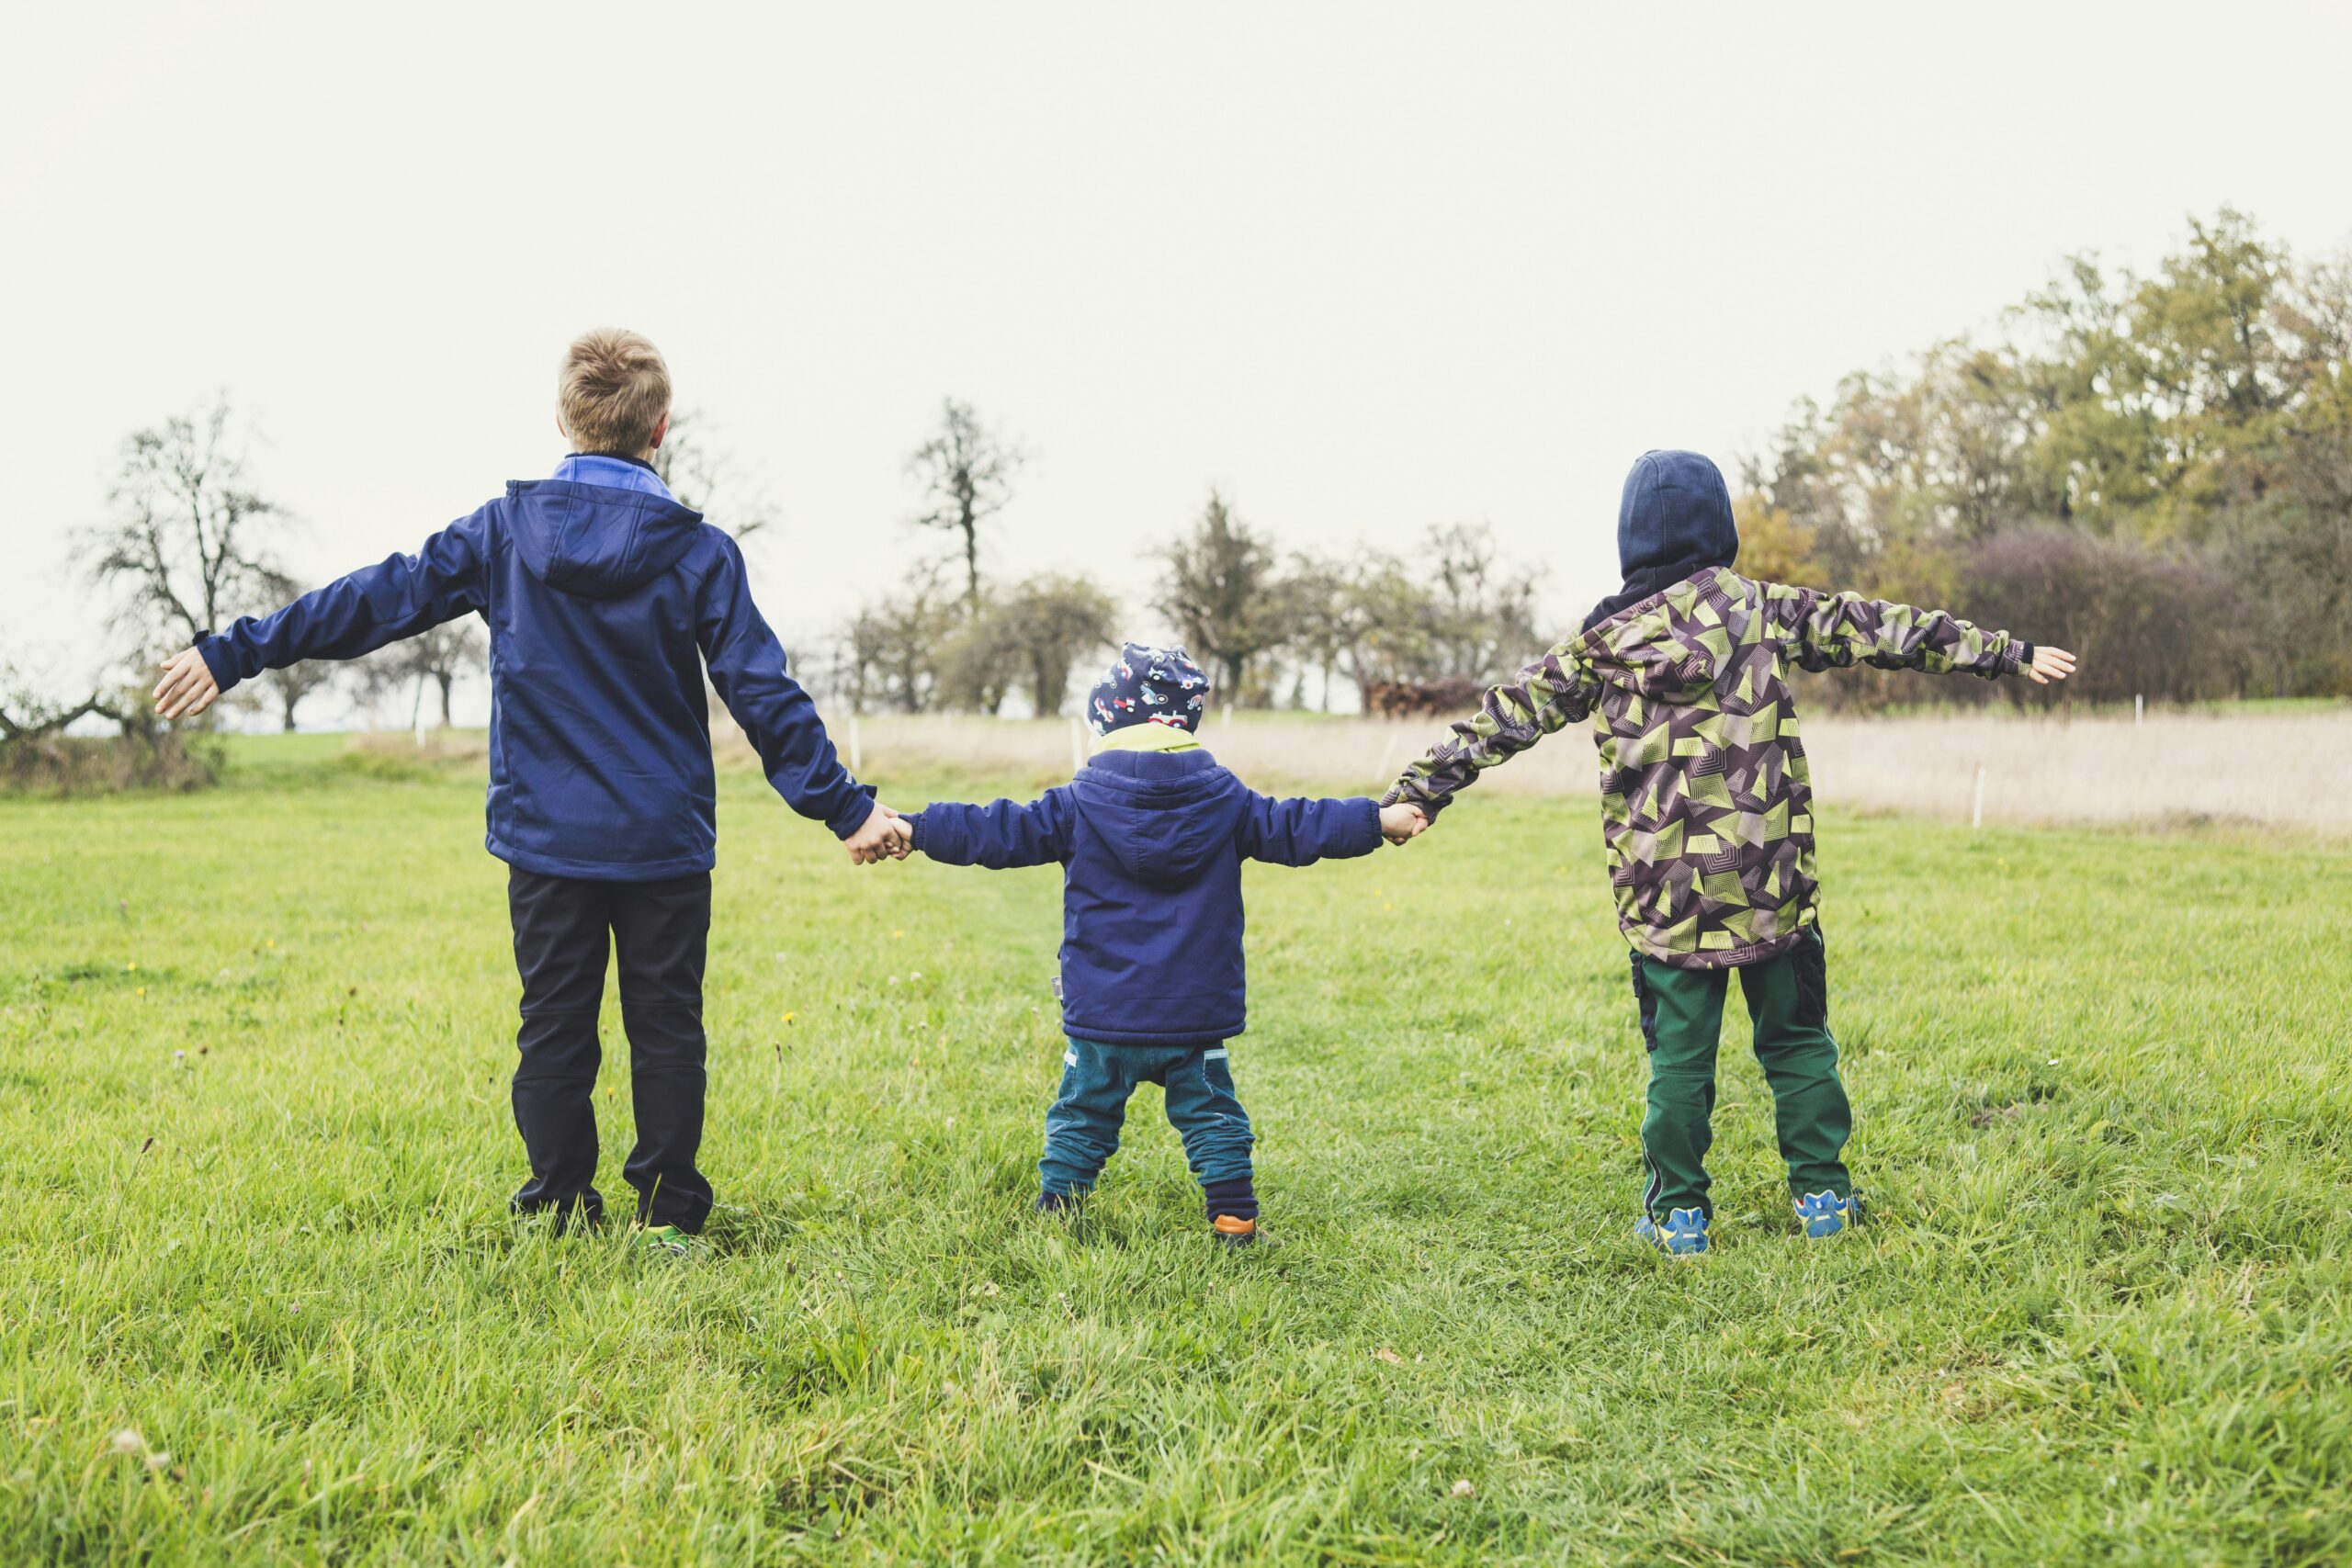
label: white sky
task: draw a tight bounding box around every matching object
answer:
[6,1,2348,724]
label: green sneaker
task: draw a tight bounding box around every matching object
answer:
[633,1224,705,1259]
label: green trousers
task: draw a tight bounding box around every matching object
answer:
[1632,928,1851,1221]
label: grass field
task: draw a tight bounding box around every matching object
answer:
[5,731,2350,1565]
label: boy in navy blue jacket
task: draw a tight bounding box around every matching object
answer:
[901,644,1427,1243]
[152,329,907,1250]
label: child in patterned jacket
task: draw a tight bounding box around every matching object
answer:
[1384,450,2075,1255]
[902,643,1428,1244]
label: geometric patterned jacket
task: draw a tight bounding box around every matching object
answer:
[1382,568,2030,969]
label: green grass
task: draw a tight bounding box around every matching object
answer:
[4,735,2349,1564]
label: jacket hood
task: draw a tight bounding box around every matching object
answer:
[504,480,706,600]
[1617,450,1737,580]
[1069,748,1249,889]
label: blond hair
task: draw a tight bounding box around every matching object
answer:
[558,328,671,456]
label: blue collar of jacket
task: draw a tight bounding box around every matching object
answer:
[552,453,674,498]
[1080,747,1222,784]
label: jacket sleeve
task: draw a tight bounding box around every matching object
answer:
[1380,639,1601,817]
[195,507,491,692]
[695,533,876,839]
[1768,583,2029,679]
[906,789,1074,869]
[1237,794,1381,866]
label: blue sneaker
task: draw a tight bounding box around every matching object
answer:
[1794,1190,1856,1237]
[1634,1207,1709,1255]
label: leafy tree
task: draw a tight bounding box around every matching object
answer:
[1279,529,1546,707]
[1745,208,2352,698]
[1001,575,1119,716]
[924,574,1120,716]
[1278,555,1368,710]
[1151,491,1285,704]
[907,399,1023,610]
[933,604,1025,715]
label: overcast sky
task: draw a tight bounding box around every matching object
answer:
[6,1,2348,724]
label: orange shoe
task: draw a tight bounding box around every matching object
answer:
[1211,1214,1257,1247]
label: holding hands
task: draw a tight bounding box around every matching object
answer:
[1379,803,1430,846]
[845,805,914,865]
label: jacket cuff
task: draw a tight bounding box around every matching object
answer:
[905,812,929,853]
[826,786,879,840]
[1381,783,1446,816]
[2013,640,2034,671]
[1349,796,1382,854]
[195,635,243,694]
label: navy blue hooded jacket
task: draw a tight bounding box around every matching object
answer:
[197,464,874,880]
[905,748,1380,1047]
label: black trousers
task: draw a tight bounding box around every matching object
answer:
[507,867,714,1232]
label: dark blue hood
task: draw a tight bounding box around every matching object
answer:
[504,480,706,601]
[1069,750,1250,889]
[1617,450,1737,579]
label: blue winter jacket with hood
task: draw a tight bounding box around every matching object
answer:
[196,456,874,880]
[905,748,1380,1047]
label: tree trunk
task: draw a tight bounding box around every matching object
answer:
[961,513,981,611]
[436,673,455,728]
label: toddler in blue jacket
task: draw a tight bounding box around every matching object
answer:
[901,644,1427,1243]
[151,329,907,1250]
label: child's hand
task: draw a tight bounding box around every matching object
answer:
[845,806,914,865]
[153,649,220,720]
[1380,803,1430,845]
[2025,646,2077,686]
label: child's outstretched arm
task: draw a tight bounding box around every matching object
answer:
[905,790,1075,869]
[696,533,884,844]
[1766,582,2074,684]
[1379,638,1602,821]
[1237,793,1382,866]
[153,511,491,719]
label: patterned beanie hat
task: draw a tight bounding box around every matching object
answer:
[1087,642,1210,737]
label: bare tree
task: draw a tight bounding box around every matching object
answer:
[837,563,960,714]
[261,661,335,733]
[238,567,334,731]
[1420,523,1545,682]
[354,621,487,728]
[79,396,288,658]
[0,665,127,743]
[650,408,775,539]
[409,622,487,727]
[908,399,1023,611]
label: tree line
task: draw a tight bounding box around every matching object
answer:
[12,205,2345,782]
[832,404,1546,716]
[1742,209,2352,706]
